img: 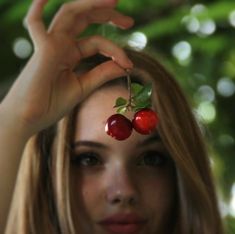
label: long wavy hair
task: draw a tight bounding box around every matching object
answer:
[5,48,224,234]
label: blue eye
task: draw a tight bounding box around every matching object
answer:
[138,151,167,167]
[71,152,101,166]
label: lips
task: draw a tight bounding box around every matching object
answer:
[98,213,147,234]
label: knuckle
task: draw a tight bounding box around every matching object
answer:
[24,14,35,28]
[60,3,73,14]
[91,35,110,46]
[24,15,31,26]
[23,17,29,28]
[91,35,104,42]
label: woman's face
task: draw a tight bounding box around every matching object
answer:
[71,85,177,234]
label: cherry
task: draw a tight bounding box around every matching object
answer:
[105,114,133,140]
[132,108,159,135]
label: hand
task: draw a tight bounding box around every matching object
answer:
[1,0,134,136]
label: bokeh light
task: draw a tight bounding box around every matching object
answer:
[197,102,216,123]
[13,37,32,59]
[217,77,235,97]
[219,134,235,147]
[127,32,147,51]
[182,4,216,37]
[182,15,200,33]
[172,41,191,65]
[197,19,216,36]
[194,85,215,103]
[228,10,235,28]
[230,183,235,217]
[191,4,207,15]
[219,199,230,218]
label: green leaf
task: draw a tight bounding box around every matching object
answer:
[131,83,144,97]
[117,106,127,114]
[114,97,127,108]
[133,100,152,112]
[133,83,152,103]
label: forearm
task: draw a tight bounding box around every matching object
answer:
[0,108,31,233]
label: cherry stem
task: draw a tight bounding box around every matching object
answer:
[126,71,132,111]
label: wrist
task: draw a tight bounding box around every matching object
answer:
[0,103,33,142]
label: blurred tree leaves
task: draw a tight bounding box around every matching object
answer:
[0,0,235,232]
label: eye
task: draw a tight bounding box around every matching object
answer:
[137,151,168,167]
[71,152,101,166]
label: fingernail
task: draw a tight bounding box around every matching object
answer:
[119,19,135,30]
[126,17,135,26]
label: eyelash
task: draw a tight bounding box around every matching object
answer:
[137,151,168,167]
[71,151,168,168]
[71,152,101,167]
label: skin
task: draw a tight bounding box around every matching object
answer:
[0,0,177,232]
[0,0,134,231]
[71,85,177,234]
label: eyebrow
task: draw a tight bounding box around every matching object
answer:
[71,140,108,150]
[138,132,162,147]
[71,132,161,150]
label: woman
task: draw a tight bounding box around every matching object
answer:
[0,0,224,233]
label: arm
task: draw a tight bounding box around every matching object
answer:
[0,107,30,233]
[0,0,134,232]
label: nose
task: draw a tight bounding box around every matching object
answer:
[105,165,139,206]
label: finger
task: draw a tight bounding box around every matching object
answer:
[77,35,133,70]
[78,60,128,100]
[24,0,48,45]
[48,0,117,34]
[72,8,134,36]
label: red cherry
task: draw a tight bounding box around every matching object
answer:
[132,108,159,135]
[105,114,133,140]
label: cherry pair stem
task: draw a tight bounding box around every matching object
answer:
[125,69,132,111]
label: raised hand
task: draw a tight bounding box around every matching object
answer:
[1,0,134,136]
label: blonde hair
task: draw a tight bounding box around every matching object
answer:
[5,49,224,234]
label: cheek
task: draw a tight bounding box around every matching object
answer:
[70,170,104,233]
[82,177,101,203]
[138,169,177,230]
[143,174,175,207]
[138,166,176,196]
[72,172,103,216]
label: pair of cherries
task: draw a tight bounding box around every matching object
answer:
[105,74,159,141]
[105,108,159,140]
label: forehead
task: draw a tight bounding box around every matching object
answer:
[74,85,160,148]
[75,86,131,138]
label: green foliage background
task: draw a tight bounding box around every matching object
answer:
[0,0,235,232]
